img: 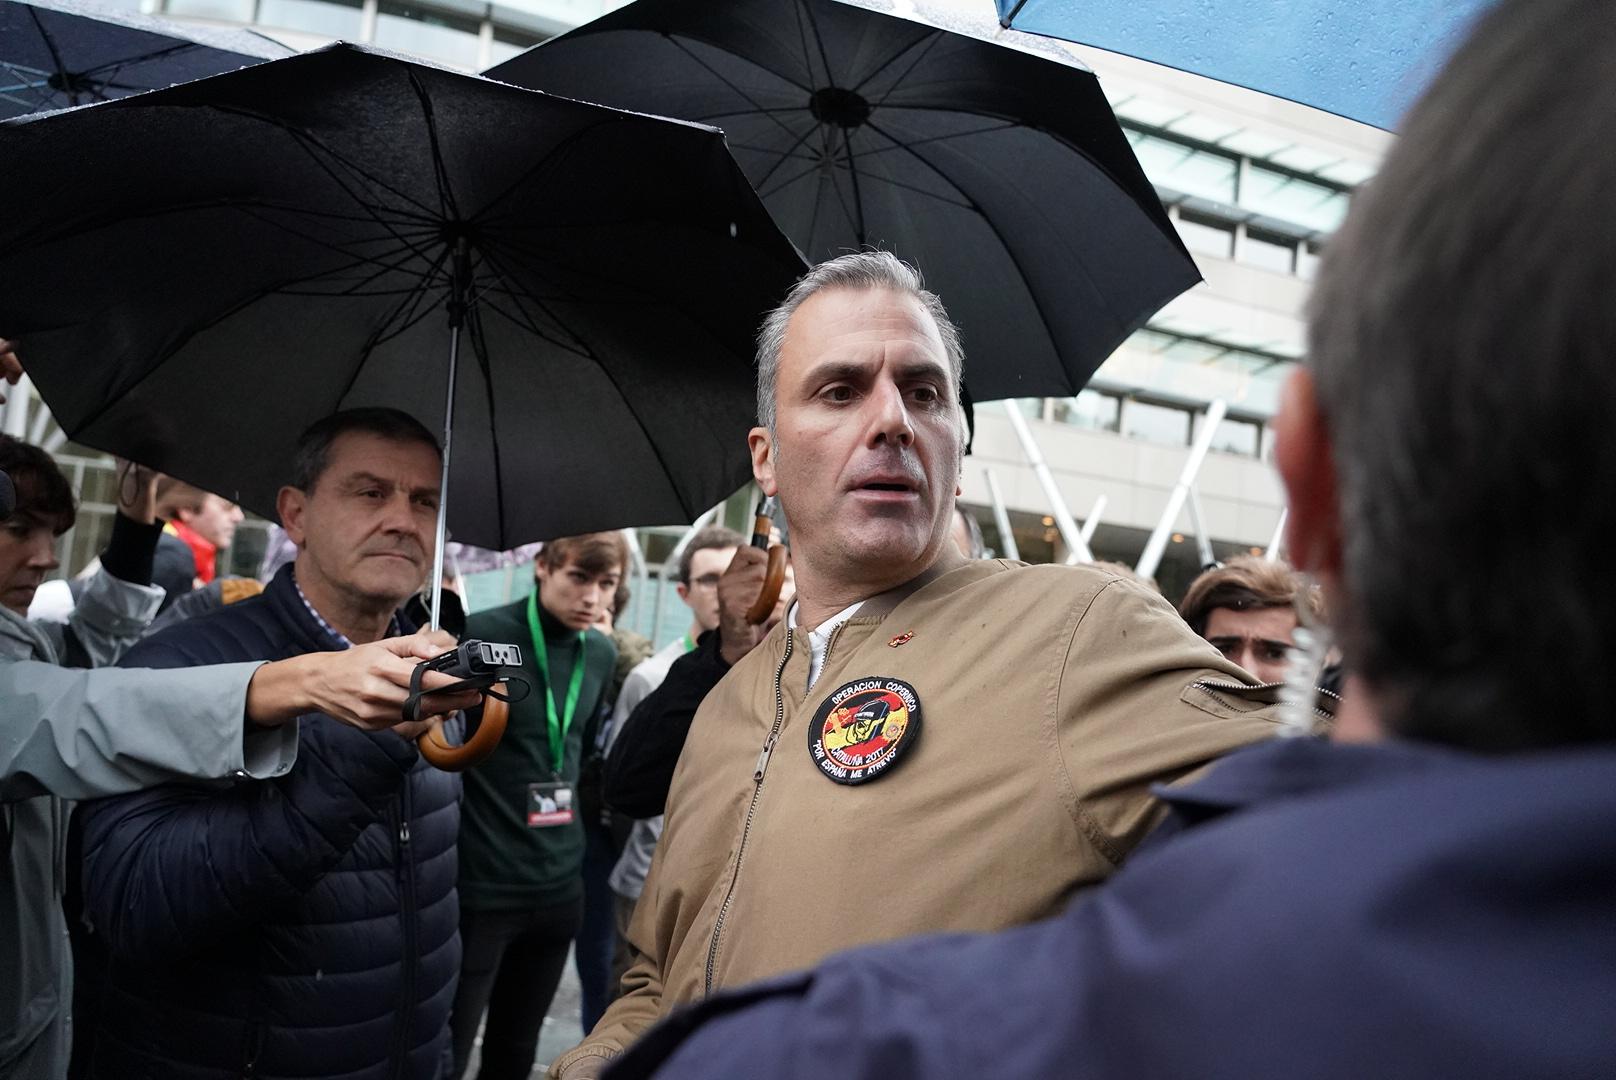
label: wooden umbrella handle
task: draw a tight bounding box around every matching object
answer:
[417,693,508,772]
[744,543,788,625]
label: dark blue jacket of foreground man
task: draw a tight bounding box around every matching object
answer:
[610,737,1616,1080]
[77,567,461,1080]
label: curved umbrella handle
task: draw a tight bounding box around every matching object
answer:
[745,543,788,625]
[418,693,508,772]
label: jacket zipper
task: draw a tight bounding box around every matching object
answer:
[389,787,416,1078]
[1191,678,1341,721]
[705,628,795,995]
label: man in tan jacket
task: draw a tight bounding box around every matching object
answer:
[551,251,1287,1079]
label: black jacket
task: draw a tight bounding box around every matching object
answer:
[602,629,728,818]
[79,566,461,1080]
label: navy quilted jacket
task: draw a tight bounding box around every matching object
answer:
[78,567,461,1080]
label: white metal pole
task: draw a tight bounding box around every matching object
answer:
[1136,399,1228,581]
[1265,508,1289,562]
[427,324,458,633]
[1072,494,1107,562]
[1003,400,1092,563]
[1185,486,1217,568]
[1,377,31,437]
[621,527,650,633]
[982,468,1019,562]
[427,239,472,633]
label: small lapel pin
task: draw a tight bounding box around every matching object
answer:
[887,631,914,648]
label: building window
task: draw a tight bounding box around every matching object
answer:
[1051,389,1121,432]
[258,0,362,37]
[1241,164,1349,233]
[374,1,482,69]
[1122,398,1191,446]
[1126,129,1238,204]
[1239,228,1296,274]
[1175,212,1234,260]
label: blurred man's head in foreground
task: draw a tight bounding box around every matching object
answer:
[1275,0,1616,751]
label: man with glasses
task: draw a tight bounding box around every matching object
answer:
[602,526,745,1000]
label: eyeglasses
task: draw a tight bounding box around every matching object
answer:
[689,573,722,590]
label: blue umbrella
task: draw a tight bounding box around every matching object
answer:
[995,0,1496,129]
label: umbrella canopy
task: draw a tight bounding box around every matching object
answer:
[488,0,1198,402]
[0,0,291,119]
[995,0,1496,130]
[0,43,808,550]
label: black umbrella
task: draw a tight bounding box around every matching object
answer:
[0,43,808,631]
[487,0,1197,401]
[0,0,290,119]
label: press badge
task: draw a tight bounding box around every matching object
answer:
[527,782,575,827]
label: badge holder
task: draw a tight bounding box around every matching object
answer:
[406,639,530,772]
[527,781,575,827]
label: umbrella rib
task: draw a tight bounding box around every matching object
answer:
[3,196,426,266]
[276,124,445,232]
[841,119,1022,158]
[28,7,73,93]
[685,106,807,123]
[860,118,983,209]
[476,245,598,360]
[725,140,825,165]
[474,234,674,319]
[854,26,944,101]
[817,125,863,240]
[746,120,826,194]
[476,293,598,359]
[757,155,832,201]
[794,0,838,89]
[229,203,445,284]
[330,245,454,406]
[832,164,975,211]
[408,68,462,224]
[464,117,671,246]
[840,127,868,246]
[77,41,196,80]
[359,249,455,355]
[465,305,510,546]
[68,267,362,435]
[663,36,804,142]
[206,103,444,223]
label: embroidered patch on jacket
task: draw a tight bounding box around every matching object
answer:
[807,676,921,785]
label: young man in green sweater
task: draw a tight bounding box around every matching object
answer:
[450,533,627,1080]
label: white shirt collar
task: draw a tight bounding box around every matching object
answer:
[789,599,865,692]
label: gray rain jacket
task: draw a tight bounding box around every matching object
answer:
[0,570,296,1079]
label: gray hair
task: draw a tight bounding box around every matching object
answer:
[1305,0,1616,751]
[755,250,965,434]
[290,407,440,492]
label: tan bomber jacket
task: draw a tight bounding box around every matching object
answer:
[553,560,1289,1077]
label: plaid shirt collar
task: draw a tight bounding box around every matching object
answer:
[291,570,402,649]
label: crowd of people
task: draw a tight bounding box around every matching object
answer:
[2,0,1613,1075]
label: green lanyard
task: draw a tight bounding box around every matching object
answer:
[681,633,697,654]
[526,592,588,775]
